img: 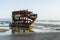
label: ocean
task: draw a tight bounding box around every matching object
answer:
[0,20,60,40]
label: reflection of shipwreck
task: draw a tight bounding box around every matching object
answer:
[9,10,37,33]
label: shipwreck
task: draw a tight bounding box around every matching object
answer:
[9,10,37,33]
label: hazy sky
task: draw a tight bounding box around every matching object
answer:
[0,0,60,20]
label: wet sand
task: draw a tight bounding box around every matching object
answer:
[0,26,60,40]
[0,32,60,40]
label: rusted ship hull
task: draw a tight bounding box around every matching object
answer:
[9,10,37,33]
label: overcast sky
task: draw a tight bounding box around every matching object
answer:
[0,0,60,20]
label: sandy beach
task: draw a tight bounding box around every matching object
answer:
[0,32,60,40]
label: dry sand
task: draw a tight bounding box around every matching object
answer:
[0,28,8,32]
